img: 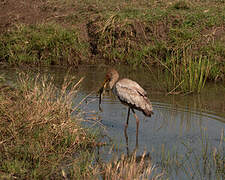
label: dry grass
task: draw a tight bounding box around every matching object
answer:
[0,72,97,179]
[98,152,163,180]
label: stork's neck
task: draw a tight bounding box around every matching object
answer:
[109,73,119,89]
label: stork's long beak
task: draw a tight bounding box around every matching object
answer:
[98,79,108,94]
[98,78,109,111]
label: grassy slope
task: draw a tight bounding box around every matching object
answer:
[0,1,224,83]
[0,1,224,63]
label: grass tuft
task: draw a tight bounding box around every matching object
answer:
[0,72,97,179]
[160,49,214,94]
[100,152,163,180]
[173,0,190,10]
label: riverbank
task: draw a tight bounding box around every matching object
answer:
[0,1,224,87]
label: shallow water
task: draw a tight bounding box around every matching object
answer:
[1,65,225,179]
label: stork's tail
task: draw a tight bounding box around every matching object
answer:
[143,109,154,117]
[143,98,153,117]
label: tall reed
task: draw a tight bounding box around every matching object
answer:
[164,49,212,94]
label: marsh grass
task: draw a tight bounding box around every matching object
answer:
[0,24,89,65]
[162,49,213,94]
[0,73,97,179]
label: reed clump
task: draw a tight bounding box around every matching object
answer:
[162,49,213,94]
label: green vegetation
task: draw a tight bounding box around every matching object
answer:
[160,49,213,93]
[0,0,224,92]
[0,24,89,65]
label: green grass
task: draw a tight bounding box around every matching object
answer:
[86,0,224,65]
[0,24,89,65]
[160,49,214,94]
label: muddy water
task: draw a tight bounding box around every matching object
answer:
[1,65,225,179]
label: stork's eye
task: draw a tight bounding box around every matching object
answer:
[106,74,111,80]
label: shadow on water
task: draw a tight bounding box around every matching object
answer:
[1,65,225,179]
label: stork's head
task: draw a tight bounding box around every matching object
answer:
[105,68,119,89]
[98,68,119,94]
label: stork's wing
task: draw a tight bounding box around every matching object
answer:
[115,78,148,108]
[117,78,147,95]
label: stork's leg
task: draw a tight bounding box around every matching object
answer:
[131,108,139,148]
[124,107,130,155]
[124,126,129,156]
[125,107,130,131]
